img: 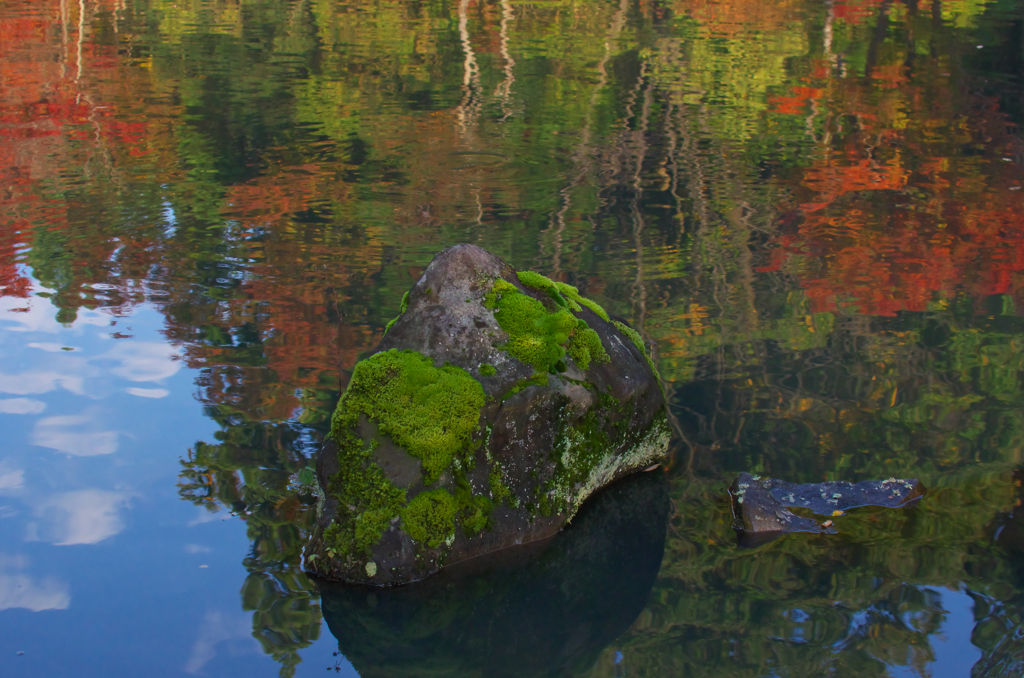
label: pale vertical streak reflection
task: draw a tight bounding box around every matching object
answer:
[60,0,68,79]
[76,0,84,87]
[456,0,481,135]
[494,0,516,120]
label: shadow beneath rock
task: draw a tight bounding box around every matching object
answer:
[316,470,669,678]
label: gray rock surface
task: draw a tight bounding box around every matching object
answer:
[305,244,670,585]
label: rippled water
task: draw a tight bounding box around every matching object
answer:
[2,0,1024,675]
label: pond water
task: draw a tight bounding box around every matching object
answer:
[2,0,1024,675]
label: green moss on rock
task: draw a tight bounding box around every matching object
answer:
[486,274,611,373]
[516,270,610,321]
[502,372,549,401]
[331,349,485,484]
[566,319,610,370]
[479,363,497,377]
[383,291,412,336]
[401,489,457,547]
[489,464,512,505]
[455,478,494,536]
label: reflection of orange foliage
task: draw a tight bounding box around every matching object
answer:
[769,86,824,115]
[800,157,909,212]
[0,218,30,298]
[223,164,349,224]
[675,0,801,36]
[787,193,1024,316]
[870,64,909,90]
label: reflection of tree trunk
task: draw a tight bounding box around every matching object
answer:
[455,0,481,136]
[77,0,85,85]
[864,0,893,79]
[494,0,515,121]
[60,0,68,78]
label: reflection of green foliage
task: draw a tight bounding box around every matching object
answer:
[177,420,321,678]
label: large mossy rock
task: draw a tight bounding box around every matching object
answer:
[305,244,670,585]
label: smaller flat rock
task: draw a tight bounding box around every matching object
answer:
[764,477,924,514]
[729,473,925,543]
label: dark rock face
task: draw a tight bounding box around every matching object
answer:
[305,244,670,585]
[730,472,924,545]
[317,470,669,678]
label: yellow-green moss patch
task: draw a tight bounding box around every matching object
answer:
[566,319,610,370]
[486,274,611,373]
[383,291,412,336]
[516,270,610,322]
[479,363,497,377]
[401,489,457,547]
[332,349,485,484]
[323,349,486,557]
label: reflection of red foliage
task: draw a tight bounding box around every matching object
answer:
[0,218,30,298]
[780,154,1024,316]
[770,55,1024,317]
[832,0,886,24]
[769,86,824,115]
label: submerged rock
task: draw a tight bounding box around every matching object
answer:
[317,470,669,677]
[730,472,924,545]
[305,244,670,585]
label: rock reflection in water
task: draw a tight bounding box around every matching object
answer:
[317,470,668,678]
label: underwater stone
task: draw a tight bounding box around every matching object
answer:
[729,472,924,546]
[305,244,670,585]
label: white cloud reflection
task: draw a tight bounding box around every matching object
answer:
[32,415,118,456]
[104,343,182,382]
[0,554,70,612]
[31,490,132,545]
[0,290,108,333]
[0,460,25,492]
[185,609,257,674]
[126,387,170,398]
[0,398,46,414]
[0,371,85,396]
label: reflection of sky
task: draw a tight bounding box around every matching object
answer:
[0,290,349,676]
[888,588,982,678]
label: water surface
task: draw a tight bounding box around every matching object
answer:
[2,0,1024,675]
